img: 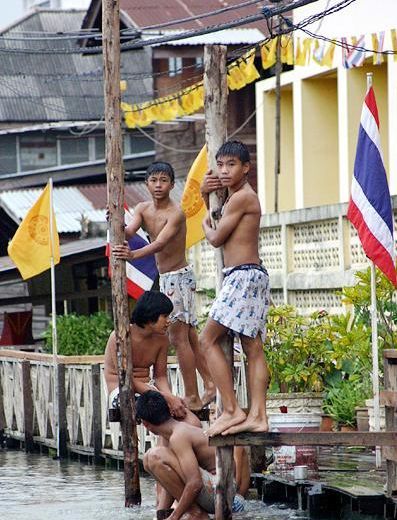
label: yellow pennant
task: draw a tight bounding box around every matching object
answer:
[261,37,277,69]
[391,29,397,62]
[8,183,60,280]
[239,50,260,84]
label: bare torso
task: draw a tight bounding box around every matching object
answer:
[104,325,165,393]
[140,200,187,274]
[170,422,216,474]
[222,183,261,268]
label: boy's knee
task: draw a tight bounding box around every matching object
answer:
[144,447,164,471]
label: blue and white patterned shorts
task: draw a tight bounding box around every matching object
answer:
[159,265,198,327]
[209,264,270,342]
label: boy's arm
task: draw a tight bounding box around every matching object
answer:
[113,210,183,262]
[202,192,247,248]
[153,340,187,419]
[168,435,204,520]
[124,204,144,240]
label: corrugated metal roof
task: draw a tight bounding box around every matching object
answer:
[0,186,105,233]
[0,10,153,123]
[119,0,272,32]
[151,28,265,46]
[0,179,185,233]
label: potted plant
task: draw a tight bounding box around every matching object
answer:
[322,376,371,430]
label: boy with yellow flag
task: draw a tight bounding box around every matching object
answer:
[8,181,60,280]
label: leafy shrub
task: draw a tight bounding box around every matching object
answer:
[42,312,113,356]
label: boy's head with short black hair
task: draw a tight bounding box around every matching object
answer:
[131,290,173,327]
[136,390,171,425]
[215,140,250,164]
[145,161,175,183]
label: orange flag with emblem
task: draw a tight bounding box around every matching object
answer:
[182,145,208,249]
[8,183,60,280]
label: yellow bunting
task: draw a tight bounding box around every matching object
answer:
[280,36,294,65]
[372,32,384,65]
[322,42,335,68]
[261,37,277,69]
[295,38,312,66]
[239,50,260,84]
[227,62,247,90]
[391,29,397,62]
[120,80,127,92]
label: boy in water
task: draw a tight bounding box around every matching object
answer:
[112,162,214,412]
[137,391,248,520]
[200,140,270,437]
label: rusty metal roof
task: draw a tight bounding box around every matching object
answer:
[120,0,271,31]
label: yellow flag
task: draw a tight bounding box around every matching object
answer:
[181,145,207,249]
[8,183,60,280]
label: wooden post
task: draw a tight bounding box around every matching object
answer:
[22,360,34,453]
[274,19,282,213]
[57,363,68,458]
[102,0,141,506]
[92,364,103,463]
[204,44,234,520]
[383,351,397,496]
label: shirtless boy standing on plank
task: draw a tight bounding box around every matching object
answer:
[112,161,215,411]
[200,140,270,437]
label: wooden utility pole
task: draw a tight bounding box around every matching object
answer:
[203,44,234,520]
[102,0,141,507]
[274,12,282,213]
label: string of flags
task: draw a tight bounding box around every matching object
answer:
[121,29,397,129]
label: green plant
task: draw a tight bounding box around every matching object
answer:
[264,305,372,394]
[322,376,371,427]
[42,312,113,356]
[342,267,397,350]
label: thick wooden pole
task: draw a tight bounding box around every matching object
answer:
[102,0,141,506]
[203,44,234,520]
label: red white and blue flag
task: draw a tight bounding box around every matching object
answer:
[106,206,158,299]
[347,86,397,286]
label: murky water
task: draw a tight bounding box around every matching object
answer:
[0,449,298,520]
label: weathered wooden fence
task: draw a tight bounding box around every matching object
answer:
[0,350,247,460]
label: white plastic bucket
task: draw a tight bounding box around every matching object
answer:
[269,413,321,471]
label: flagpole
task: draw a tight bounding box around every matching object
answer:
[366,73,381,468]
[49,177,59,458]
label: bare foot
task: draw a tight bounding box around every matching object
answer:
[185,395,204,412]
[204,409,246,437]
[222,415,269,436]
[180,504,209,519]
[200,388,216,408]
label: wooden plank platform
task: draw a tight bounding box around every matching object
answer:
[210,431,397,447]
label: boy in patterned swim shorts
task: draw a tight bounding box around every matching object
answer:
[200,140,270,437]
[113,162,215,412]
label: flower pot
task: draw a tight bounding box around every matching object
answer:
[355,407,369,432]
[320,414,334,432]
[340,424,356,432]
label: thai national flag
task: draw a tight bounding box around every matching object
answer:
[347,86,397,286]
[106,206,158,299]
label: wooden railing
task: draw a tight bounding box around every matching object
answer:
[0,350,247,459]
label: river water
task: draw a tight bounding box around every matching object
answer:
[0,449,301,520]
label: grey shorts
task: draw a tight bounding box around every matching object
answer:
[209,263,270,342]
[159,265,198,327]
